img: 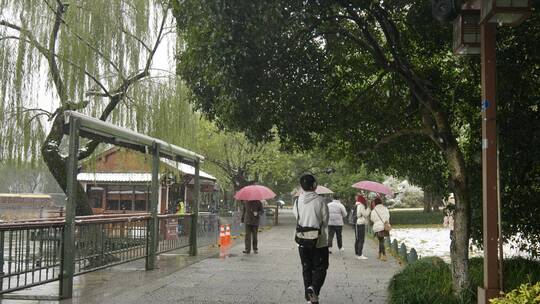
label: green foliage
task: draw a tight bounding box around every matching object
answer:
[390,257,540,304]
[389,257,456,304]
[490,282,540,304]
[468,258,540,298]
[390,210,444,226]
[174,0,540,258]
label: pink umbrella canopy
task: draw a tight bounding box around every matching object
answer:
[234,185,277,201]
[351,181,393,197]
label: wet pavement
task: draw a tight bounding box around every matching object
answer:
[1,209,401,304]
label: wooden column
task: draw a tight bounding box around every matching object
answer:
[478,21,501,303]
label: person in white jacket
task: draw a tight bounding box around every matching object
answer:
[370,196,390,261]
[327,196,347,253]
[354,195,371,260]
[293,174,329,304]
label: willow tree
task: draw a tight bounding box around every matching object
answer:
[0,0,193,215]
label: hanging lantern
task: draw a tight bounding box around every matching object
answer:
[480,0,532,26]
[453,8,481,55]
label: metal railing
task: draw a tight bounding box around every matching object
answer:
[74,215,150,275]
[0,212,219,297]
[1,222,64,294]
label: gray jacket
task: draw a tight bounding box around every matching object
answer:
[293,191,329,248]
[327,200,347,226]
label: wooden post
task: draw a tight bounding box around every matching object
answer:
[478,21,501,303]
[189,160,200,256]
[146,142,160,270]
[60,117,79,299]
[274,204,278,225]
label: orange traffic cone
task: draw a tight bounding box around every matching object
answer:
[225,224,231,245]
[219,225,226,246]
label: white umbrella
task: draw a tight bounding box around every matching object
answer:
[291,185,334,196]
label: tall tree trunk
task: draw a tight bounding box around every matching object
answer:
[444,143,470,298]
[397,65,470,296]
[423,190,433,213]
[41,114,93,216]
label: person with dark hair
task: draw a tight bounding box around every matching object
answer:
[293,174,329,304]
[370,196,390,261]
[241,200,263,254]
[354,195,370,259]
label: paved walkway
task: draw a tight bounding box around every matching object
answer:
[3,210,401,304]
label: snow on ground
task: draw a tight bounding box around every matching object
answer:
[390,228,535,263]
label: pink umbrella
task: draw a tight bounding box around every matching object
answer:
[351,181,393,197]
[234,185,276,201]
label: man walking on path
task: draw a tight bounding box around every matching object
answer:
[241,200,263,254]
[293,174,329,304]
[327,195,347,253]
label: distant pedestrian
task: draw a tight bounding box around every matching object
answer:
[241,200,263,254]
[293,174,329,304]
[327,195,347,253]
[370,197,390,261]
[354,195,370,260]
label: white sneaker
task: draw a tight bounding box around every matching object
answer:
[339,247,345,251]
[356,255,368,260]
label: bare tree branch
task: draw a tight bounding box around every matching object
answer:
[373,128,432,150]
[42,0,124,77]
[78,5,170,160]
[48,1,68,104]
[0,20,51,57]
[122,27,151,52]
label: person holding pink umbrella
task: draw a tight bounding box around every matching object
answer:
[235,185,276,254]
[241,200,263,254]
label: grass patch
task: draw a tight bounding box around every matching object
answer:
[389,257,540,304]
[390,209,444,226]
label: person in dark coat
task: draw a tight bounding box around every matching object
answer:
[241,200,264,254]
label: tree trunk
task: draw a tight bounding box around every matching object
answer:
[444,144,470,298]
[398,67,470,296]
[41,114,93,216]
[432,194,442,212]
[423,190,433,213]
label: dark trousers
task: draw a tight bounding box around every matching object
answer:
[244,224,258,252]
[354,224,366,256]
[327,225,343,249]
[299,246,329,301]
[376,232,386,255]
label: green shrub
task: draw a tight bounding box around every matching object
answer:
[468,257,540,297]
[389,209,444,226]
[490,282,540,304]
[389,257,540,304]
[389,257,457,304]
